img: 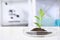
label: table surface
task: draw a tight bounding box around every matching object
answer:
[0,27,60,40]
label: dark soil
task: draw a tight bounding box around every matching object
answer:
[31,28,46,31]
[27,28,52,35]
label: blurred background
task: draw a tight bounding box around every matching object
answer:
[0,0,60,40]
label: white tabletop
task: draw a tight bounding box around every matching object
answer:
[0,27,60,40]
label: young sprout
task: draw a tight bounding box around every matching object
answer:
[35,9,45,28]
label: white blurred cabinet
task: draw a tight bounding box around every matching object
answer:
[1,0,29,26]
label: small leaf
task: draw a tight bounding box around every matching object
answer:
[35,16,42,21]
[35,16,40,20]
[39,9,45,17]
[34,22,41,28]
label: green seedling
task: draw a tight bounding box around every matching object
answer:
[35,9,45,28]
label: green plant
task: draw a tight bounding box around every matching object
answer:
[35,9,45,28]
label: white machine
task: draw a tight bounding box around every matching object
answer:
[1,0,29,26]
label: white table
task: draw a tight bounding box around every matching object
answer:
[0,27,60,40]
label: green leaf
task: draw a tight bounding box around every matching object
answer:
[35,16,40,20]
[34,22,41,28]
[39,9,45,17]
[35,16,42,21]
